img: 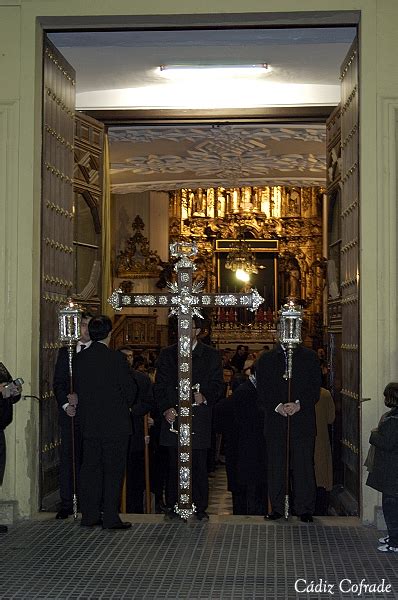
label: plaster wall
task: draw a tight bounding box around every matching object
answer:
[0,0,395,523]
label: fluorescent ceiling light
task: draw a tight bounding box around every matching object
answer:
[158,63,271,79]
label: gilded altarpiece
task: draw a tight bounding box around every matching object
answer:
[169,186,325,344]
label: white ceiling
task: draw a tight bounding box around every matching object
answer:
[49,27,356,191]
[49,28,356,110]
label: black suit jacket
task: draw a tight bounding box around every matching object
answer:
[53,346,75,427]
[73,342,134,439]
[129,369,154,452]
[256,344,321,441]
[154,341,223,449]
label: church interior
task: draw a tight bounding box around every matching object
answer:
[40,24,360,518]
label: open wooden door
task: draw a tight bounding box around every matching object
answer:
[327,36,359,514]
[40,36,104,510]
[40,38,76,509]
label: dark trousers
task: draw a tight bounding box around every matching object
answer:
[233,484,267,516]
[0,430,6,486]
[268,434,316,516]
[166,447,209,512]
[79,435,129,527]
[382,494,398,547]
[126,450,145,513]
[58,420,81,511]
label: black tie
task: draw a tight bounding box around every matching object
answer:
[80,344,86,351]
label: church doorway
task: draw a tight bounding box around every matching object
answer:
[40,16,359,520]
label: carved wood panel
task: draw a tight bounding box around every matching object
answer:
[73,112,104,310]
[40,37,75,508]
[340,38,360,506]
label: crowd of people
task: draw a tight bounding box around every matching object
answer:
[1,313,397,553]
[48,312,340,529]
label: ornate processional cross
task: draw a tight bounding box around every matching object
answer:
[108,241,264,519]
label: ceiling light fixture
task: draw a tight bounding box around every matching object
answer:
[160,63,269,71]
[158,63,270,79]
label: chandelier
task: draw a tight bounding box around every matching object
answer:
[225,236,258,282]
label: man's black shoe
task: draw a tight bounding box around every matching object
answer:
[300,513,313,523]
[164,509,179,521]
[196,511,209,521]
[80,519,103,527]
[0,524,8,533]
[56,509,72,519]
[102,521,132,530]
[265,511,283,520]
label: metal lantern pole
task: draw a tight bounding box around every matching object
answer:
[279,299,303,519]
[58,299,83,520]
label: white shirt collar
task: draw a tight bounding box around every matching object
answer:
[77,340,92,352]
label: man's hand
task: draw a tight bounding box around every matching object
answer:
[67,393,78,407]
[65,404,76,417]
[0,382,19,398]
[164,408,177,423]
[193,392,207,405]
[147,416,154,428]
[284,402,301,416]
[275,403,288,417]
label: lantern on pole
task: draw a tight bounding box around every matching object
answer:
[58,298,83,519]
[279,299,303,519]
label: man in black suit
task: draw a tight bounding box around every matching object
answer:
[72,315,134,529]
[53,311,93,519]
[256,342,321,522]
[0,365,22,533]
[154,318,223,521]
[118,347,155,513]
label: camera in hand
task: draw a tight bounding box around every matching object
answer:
[4,377,24,388]
[3,378,24,403]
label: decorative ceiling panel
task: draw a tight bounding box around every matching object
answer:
[108,124,326,194]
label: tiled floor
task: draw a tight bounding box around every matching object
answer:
[1,471,396,599]
[208,465,233,516]
[0,516,396,599]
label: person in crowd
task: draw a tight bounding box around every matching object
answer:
[233,363,267,515]
[133,356,148,373]
[214,376,240,512]
[72,315,134,529]
[154,316,223,521]
[221,348,233,369]
[243,351,257,377]
[314,387,335,515]
[317,347,329,388]
[118,347,154,513]
[53,311,93,519]
[0,364,22,533]
[366,382,398,553]
[230,345,247,373]
[256,333,321,522]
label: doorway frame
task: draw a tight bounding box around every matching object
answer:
[14,2,384,522]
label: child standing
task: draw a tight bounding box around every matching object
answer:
[366,382,398,553]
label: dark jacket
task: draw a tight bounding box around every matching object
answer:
[256,344,321,440]
[53,346,76,427]
[154,341,223,449]
[0,396,13,431]
[0,364,19,430]
[366,407,398,497]
[73,342,134,438]
[129,369,154,452]
[233,379,267,487]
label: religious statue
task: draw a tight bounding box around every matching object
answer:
[286,259,301,299]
